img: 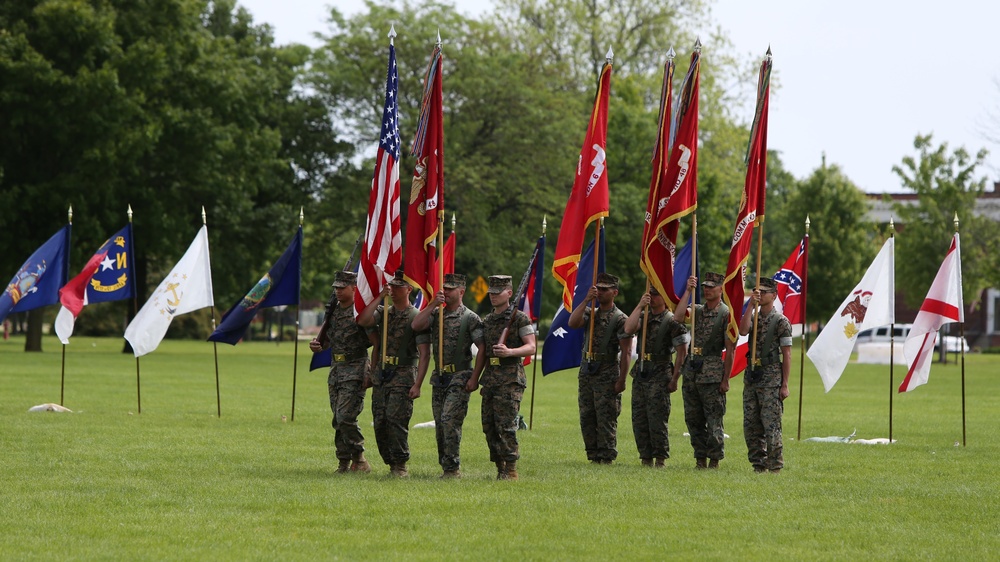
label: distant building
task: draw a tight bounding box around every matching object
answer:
[865,185,1000,349]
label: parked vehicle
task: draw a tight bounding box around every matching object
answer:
[854,324,969,353]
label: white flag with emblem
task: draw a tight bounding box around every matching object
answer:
[124,226,214,357]
[807,237,894,392]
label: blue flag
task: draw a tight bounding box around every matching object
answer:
[517,234,545,322]
[673,237,700,305]
[1,224,71,324]
[542,228,605,375]
[209,228,302,345]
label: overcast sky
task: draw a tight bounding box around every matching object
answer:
[239,0,1000,194]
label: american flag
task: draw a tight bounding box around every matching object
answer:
[355,38,402,317]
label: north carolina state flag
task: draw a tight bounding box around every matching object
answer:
[404,43,444,303]
[723,53,771,341]
[552,60,612,310]
[642,48,699,311]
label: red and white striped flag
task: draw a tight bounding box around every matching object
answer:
[355,36,402,317]
[900,233,963,393]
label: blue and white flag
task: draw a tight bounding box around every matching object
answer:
[542,228,605,375]
[1,224,71,325]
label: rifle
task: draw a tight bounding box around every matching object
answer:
[317,233,365,346]
[497,246,540,347]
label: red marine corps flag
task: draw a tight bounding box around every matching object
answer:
[356,29,403,317]
[641,44,700,310]
[723,49,772,341]
[552,49,613,310]
[404,37,445,306]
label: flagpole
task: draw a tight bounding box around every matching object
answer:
[689,213,698,356]
[529,216,546,430]
[197,208,220,417]
[796,216,810,441]
[888,218,895,443]
[749,219,765,369]
[956,213,966,447]
[128,205,143,414]
[60,206,72,406]
[586,218,603,360]
[289,209,303,422]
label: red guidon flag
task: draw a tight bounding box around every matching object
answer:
[356,38,402,317]
[404,42,444,306]
[641,47,700,310]
[552,57,612,310]
[723,52,771,341]
[426,230,454,299]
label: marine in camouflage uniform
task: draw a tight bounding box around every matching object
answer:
[411,273,486,478]
[739,277,793,473]
[467,275,537,480]
[309,271,373,473]
[357,270,430,478]
[624,286,689,467]
[676,272,733,469]
[567,272,633,464]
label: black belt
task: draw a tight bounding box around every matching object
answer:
[489,357,521,366]
[332,350,367,362]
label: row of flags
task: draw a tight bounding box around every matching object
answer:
[1,218,303,357]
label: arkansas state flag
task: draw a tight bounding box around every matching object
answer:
[355,39,403,317]
[125,226,214,356]
[774,235,808,325]
[54,223,135,343]
[807,237,895,392]
[642,48,699,310]
[208,228,301,345]
[404,43,444,301]
[552,59,611,311]
[543,228,605,375]
[1,224,71,325]
[723,53,771,341]
[900,233,963,393]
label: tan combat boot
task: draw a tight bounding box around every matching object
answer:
[641,458,654,467]
[350,453,371,473]
[336,459,351,474]
[440,469,461,479]
[505,461,518,481]
[708,459,720,469]
[654,458,665,468]
[496,461,507,480]
[696,458,708,470]
[390,463,409,478]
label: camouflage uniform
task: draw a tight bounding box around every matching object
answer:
[630,309,689,460]
[681,301,730,462]
[427,304,484,472]
[481,307,534,464]
[743,306,792,471]
[325,303,372,463]
[369,303,429,468]
[578,305,629,462]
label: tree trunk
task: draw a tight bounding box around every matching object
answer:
[24,308,44,352]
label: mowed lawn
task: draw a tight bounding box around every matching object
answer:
[1,336,998,560]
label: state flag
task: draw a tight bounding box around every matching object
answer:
[1,224,71,324]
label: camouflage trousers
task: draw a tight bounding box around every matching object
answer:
[371,383,414,466]
[481,383,524,463]
[328,373,366,461]
[631,374,672,460]
[431,372,471,471]
[743,384,783,471]
[682,379,727,460]
[578,372,622,462]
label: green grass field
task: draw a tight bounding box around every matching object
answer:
[2,336,997,560]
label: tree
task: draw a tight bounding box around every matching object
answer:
[892,133,998,314]
[783,161,875,324]
[0,0,347,349]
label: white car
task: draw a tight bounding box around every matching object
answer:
[855,324,969,353]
